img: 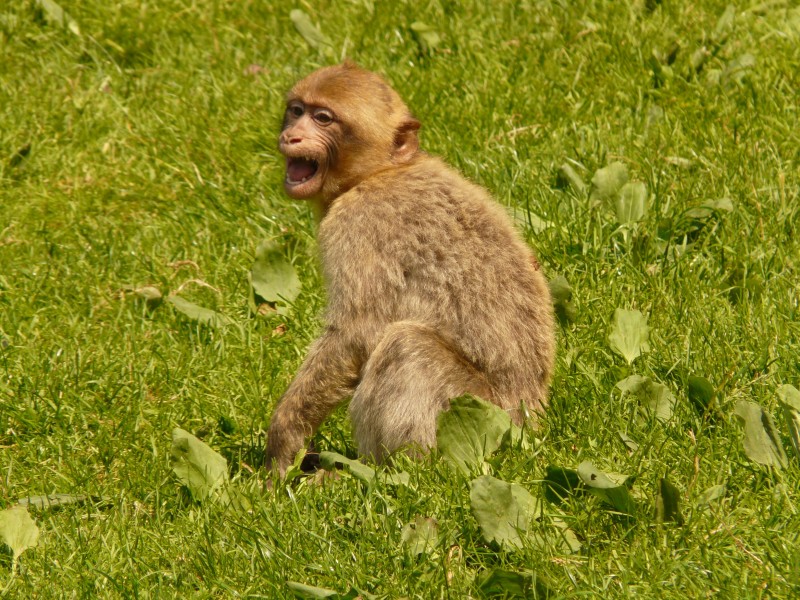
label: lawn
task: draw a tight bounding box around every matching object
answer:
[1,0,799,597]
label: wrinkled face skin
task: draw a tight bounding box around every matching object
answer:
[278,99,338,200]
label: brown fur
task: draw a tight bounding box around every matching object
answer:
[266,63,555,473]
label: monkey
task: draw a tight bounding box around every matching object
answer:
[265,61,555,475]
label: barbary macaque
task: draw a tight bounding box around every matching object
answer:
[266,61,555,474]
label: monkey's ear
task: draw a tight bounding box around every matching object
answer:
[393,118,421,163]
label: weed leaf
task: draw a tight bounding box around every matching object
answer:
[777,384,800,460]
[470,475,540,550]
[132,285,163,309]
[577,461,636,515]
[548,276,577,324]
[478,569,554,598]
[400,516,439,556]
[170,428,229,501]
[35,0,80,36]
[590,162,628,200]
[289,10,333,55]
[558,162,586,194]
[734,401,787,469]
[319,451,376,485]
[655,477,684,525]
[0,506,39,565]
[618,430,639,453]
[437,395,511,475]
[514,210,554,234]
[616,375,675,423]
[17,494,110,510]
[608,308,650,364]
[684,197,734,222]
[721,53,755,87]
[615,181,648,224]
[168,295,231,328]
[287,582,338,599]
[251,240,301,306]
[712,4,736,42]
[687,375,717,417]
[543,466,581,503]
[410,22,441,53]
[696,484,726,506]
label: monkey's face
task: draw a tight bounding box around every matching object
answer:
[279,99,338,200]
[279,62,421,203]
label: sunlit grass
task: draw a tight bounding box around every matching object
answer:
[1,0,798,597]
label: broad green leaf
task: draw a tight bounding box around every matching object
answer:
[543,466,581,503]
[641,386,677,423]
[712,4,736,42]
[734,401,787,469]
[383,471,410,486]
[684,198,734,221]
[664,156,693,169]
[727,263,764,303]
[509,208,553,234]
[696,484,726,506]
[289,10,333,55]
[721,53,755,87]
[615,181,648,224]
[691,47,709,74]
[35,0,80,36]
[777,384,800,460]
[616,375,675,423]
[167,295,231,328]
[0,506,39,564]
[590,162,628,200]
[557,162,586,194]
[548,276,577,325]
[470,475,540,550]
[17,494,110,510]
[577,461,636,515]
[319,451,376,485]
[655,477,684,525]
[170,428,229,500]
[618,430,639,453]
[437,395,512,475]
[478,569,554,598]
[616,374,648,394]
[400,516,439,556]
[251,240,301,306]
[608,308,650,365]
[526,212,554,234]
[687,375,717,416]
[133,285,163,309]
[410,22,441,53]
[287,582,338,599]
[552,517,582,553]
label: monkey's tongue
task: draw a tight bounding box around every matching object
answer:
[287,158,318,182]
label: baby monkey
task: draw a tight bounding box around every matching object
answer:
[266,62,555,474]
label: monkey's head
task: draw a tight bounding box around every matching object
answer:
[279,61,421,203]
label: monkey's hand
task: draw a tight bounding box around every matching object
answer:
[265,405,309,476]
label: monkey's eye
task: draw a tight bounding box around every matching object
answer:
[288,103,304,118]
[313,110,334,125]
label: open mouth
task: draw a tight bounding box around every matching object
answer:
[285,156,319,185]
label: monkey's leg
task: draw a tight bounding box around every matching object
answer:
[349,321,490,462]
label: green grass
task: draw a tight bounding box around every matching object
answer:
[1,0,799,597]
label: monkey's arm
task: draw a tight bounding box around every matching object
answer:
[266,328,361,474]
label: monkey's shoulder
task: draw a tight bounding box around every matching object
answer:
[326,157,507,231]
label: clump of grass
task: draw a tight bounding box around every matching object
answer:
[1,0,799,597]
